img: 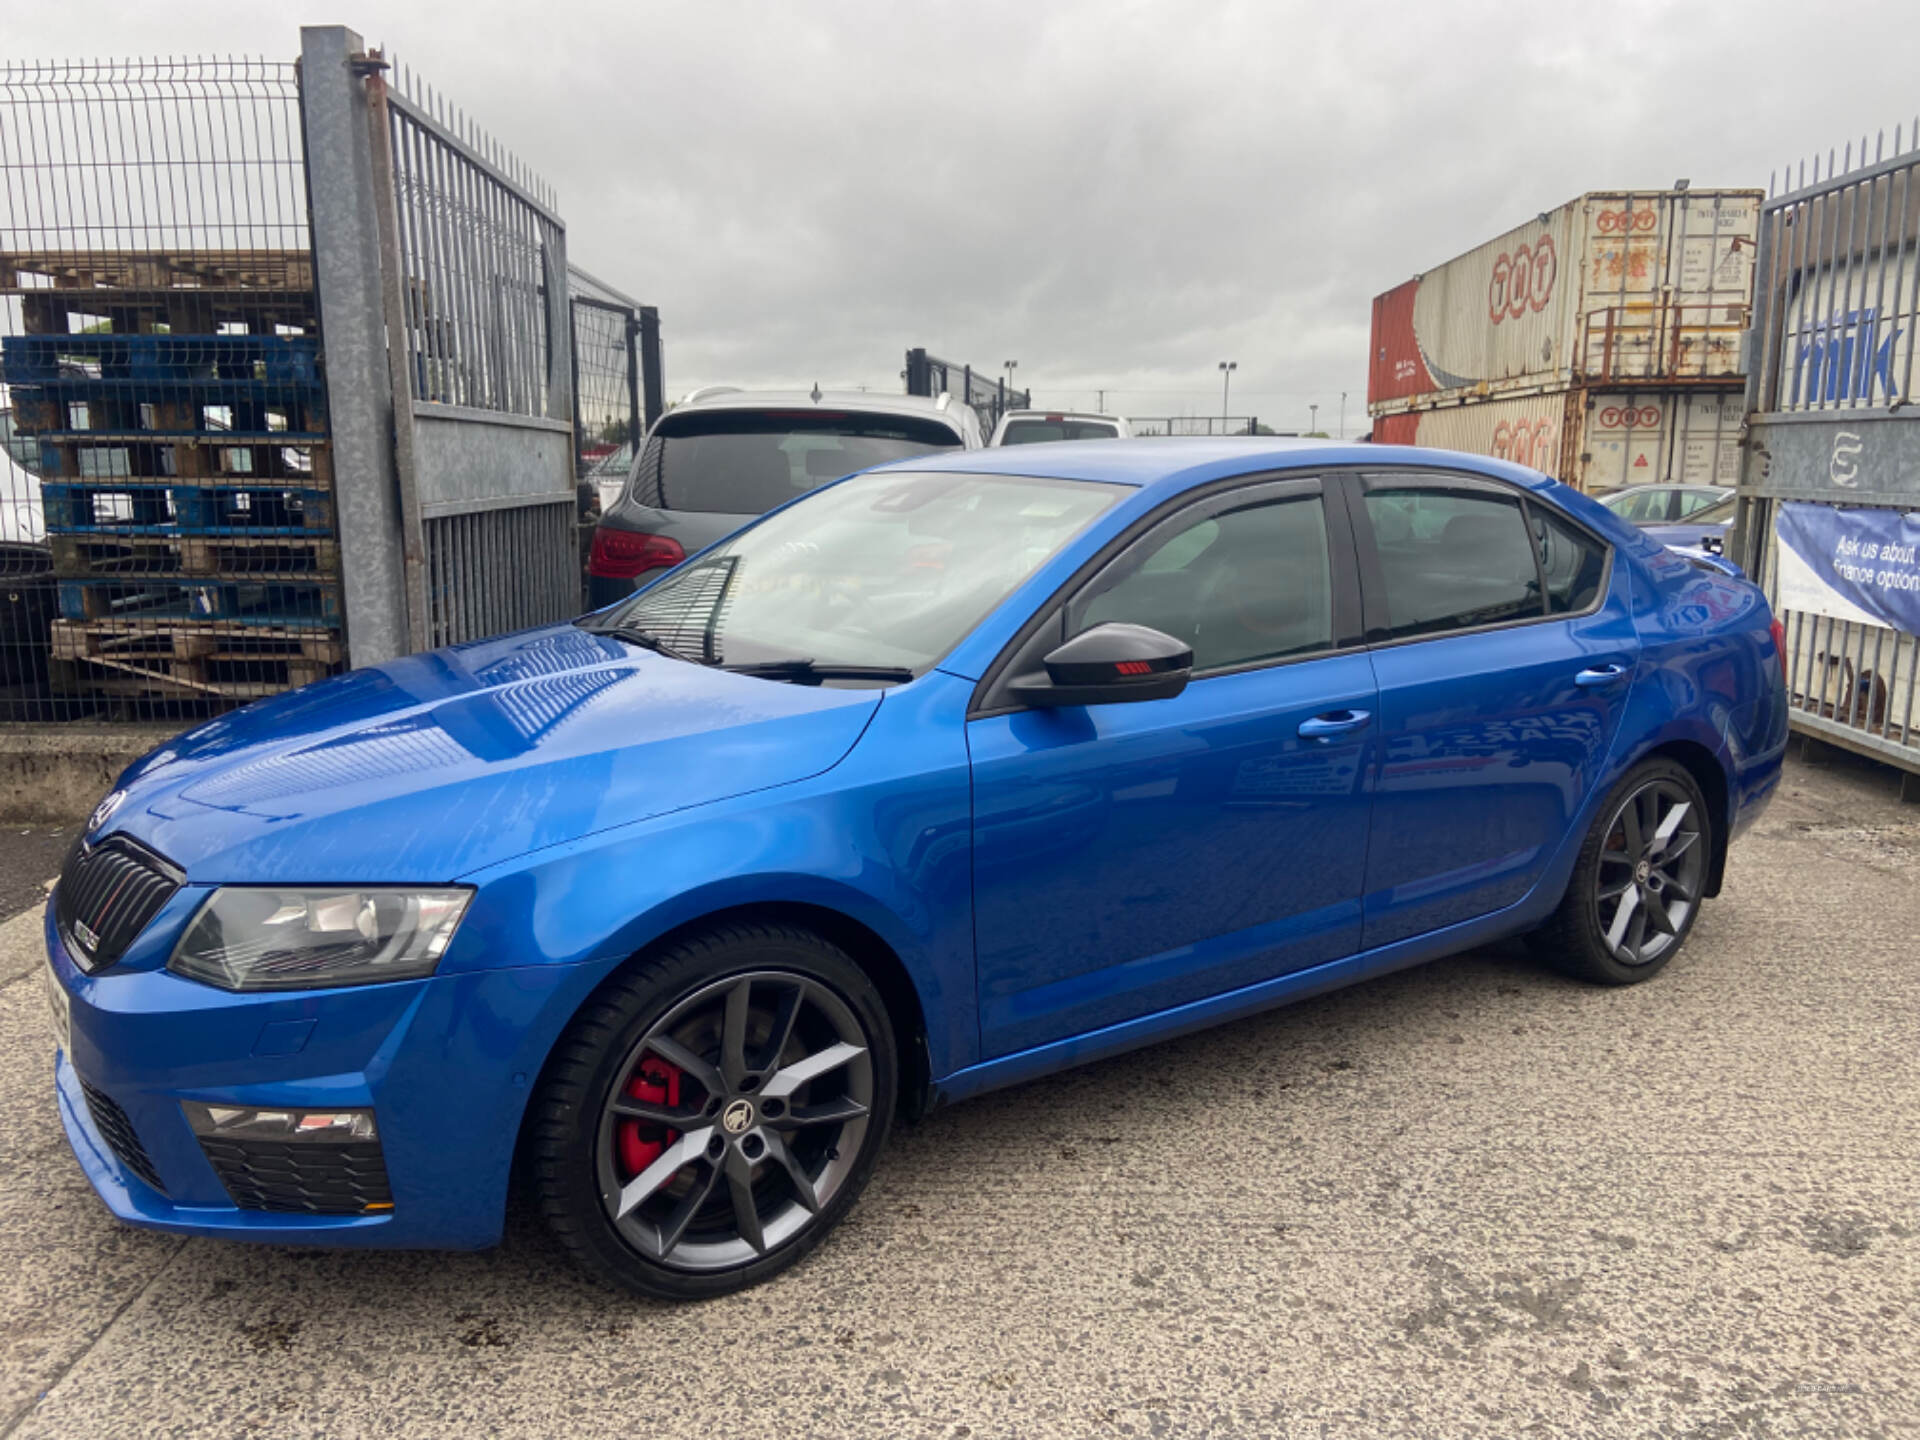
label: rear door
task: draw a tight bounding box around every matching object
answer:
[967,475,1378,1058]
[1344,470,1635,948]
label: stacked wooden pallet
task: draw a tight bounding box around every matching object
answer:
[2,248,344,707]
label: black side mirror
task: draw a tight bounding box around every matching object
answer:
[1008,622,1193,708]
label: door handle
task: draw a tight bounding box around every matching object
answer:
[1574,663,1629,687]
[1298,709,1372,740]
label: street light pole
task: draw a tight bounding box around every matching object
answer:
[1004,360,1018,396]
[1218,360,1237,426]
[1339,392,1347,441]
[1309,403,1319,435]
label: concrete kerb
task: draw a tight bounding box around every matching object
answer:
[0,725,181,824]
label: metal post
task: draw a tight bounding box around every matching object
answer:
[567,299,584,475]
[298,25,411,665]
[625,314,643,445]
[638,306,664,426]
[362,55,431,653]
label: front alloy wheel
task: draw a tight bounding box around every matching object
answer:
[530,924,896,1299]
[596,971,874,1271]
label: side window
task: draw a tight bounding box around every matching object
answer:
[1531,506,1608,614]
[1073,494,1333,672]
[1614,487,1659,524]
[1676,488,1721,517]
[1363,484,1540,639]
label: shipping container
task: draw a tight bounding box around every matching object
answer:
[1373,386,1742,494]
[1368,189,1762,412]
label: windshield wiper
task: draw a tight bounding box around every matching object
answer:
[721,658,915,685]
[578,620,710,666]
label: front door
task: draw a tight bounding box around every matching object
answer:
[967,477,1378,1059]
[1347,471,1636,948]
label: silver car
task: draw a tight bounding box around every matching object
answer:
[987,408,1131,446]
[587,387,982,606]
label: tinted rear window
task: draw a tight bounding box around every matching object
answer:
[1000,420,1119,445]
[629,410,962,515]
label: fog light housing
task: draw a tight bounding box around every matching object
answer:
[184,1103,394,1215]
[183,1102,378,1142]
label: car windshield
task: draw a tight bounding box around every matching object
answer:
[628,409,964,515]
[595,469,1125,675]
[1000,419,1119,444]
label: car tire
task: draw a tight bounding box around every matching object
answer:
[1534,758,1713,986]
[527,921,897,1300]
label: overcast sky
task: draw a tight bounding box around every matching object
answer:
[8,1,1920,434]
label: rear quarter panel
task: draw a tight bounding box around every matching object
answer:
[1614,534,1788,842]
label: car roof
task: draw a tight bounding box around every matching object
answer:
[876,438,1560,497]
[998,410,1125,423]
[671,388,966,426]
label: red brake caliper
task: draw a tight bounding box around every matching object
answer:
[616,1059,682,1177]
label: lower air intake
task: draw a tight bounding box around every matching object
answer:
[198,1136,394,1215]
[79,1079,168,1195]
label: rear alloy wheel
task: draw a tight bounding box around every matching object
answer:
[530,925,896,1299]
[1536,759,1712,985]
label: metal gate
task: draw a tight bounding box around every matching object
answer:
[308,30,580,654]
[904,348,1029,432]
[1736,124,1920,790]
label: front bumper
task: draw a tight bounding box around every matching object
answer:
[44,903,599,1250]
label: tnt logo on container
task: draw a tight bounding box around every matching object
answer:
[1597,405,1662,430]
[1595,209,1660,234]
[1492,419,1557,469]
[1487,234,1557,325]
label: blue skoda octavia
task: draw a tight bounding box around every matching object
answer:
[44,440,1789,1299]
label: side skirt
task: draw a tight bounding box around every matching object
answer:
[931,893,1543,1108]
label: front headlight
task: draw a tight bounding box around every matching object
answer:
[168,886,472,992]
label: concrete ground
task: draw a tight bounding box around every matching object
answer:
[0,752,1914,1440]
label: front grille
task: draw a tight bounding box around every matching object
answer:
[79,1079,168,1195]
[198,1137,394,1215]
[55,834,184,973]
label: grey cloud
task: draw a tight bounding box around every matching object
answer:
[12,0,1918,430]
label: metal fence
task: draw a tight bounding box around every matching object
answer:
[0,57,338,722]
[569,265,662,497]
[1130,415,1262,437]
[904,348,1029,432]
[567,266,663,606]
[0,34,657,722]
[1737,121,1920,789]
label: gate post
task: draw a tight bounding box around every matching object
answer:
[637,307,664,427]
[298,25,410,666]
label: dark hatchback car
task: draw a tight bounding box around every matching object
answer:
[586,388,982,606]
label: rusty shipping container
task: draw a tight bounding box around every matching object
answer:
[1368,189,1762,412]
[1373,387,1742,494]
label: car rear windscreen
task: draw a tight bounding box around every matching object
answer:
[629,410,962,514]
[999,420,1119,445]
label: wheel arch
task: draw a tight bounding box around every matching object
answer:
[517,891,936,1157]
[639,900,934,1121]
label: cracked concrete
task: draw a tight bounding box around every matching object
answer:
[0,750,1914,1438]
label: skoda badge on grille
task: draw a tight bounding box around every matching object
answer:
[88,788,127,835]
[56,835,184,973]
